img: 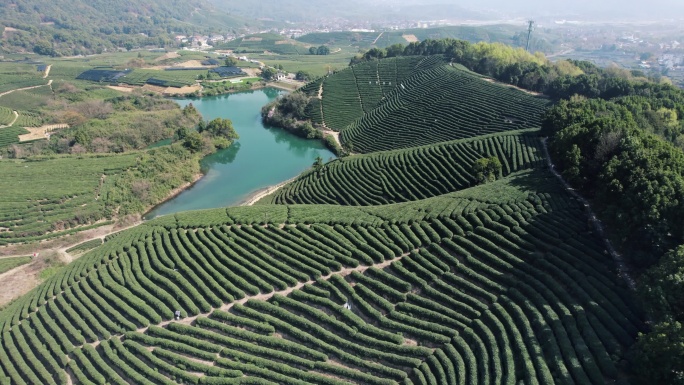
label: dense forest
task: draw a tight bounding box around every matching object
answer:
[0,0,255,56]
[541,81,684,384]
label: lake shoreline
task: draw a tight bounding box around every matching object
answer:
[145,88,335,217]
[239,176,297,206]
[142,173,204,219]
[167,82,297,100]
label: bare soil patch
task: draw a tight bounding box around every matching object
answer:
[163,84,201,96]
[0,251,68,306]
[2,27,18,39]
[154,52,180,62]
[321,129,341,147]
[402,34,419,43]
[142,84,168,93]
[241,68,261,77]
[144,60,208,70]
[175,60,206,68]
[243,37,263,42]
[107,85,135,93]
[18,124,69,142]
[241,177,297,206]
[483,78,545,97]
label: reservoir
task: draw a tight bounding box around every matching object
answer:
[144,88,335,219]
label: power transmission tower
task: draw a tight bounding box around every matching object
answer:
[525,20,535,52]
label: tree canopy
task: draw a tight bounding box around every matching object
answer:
[224,57,238,67]
[260,67,278,81]
[0,0,251,56]
[309,45,330,55]
[472,157,502,184]
[202,118,239,140]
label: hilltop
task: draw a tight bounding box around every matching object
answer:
[296,25,554,53]
[264,55,549,153]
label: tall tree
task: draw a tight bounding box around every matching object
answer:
[260,67,277,80]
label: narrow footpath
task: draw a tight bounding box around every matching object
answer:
[92,250,414,345]
[0,80,52,98]
[541,138,637,290]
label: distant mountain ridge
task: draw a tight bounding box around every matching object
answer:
[208,0,486,23]
[0,0,261,56]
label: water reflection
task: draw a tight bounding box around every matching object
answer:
[262,87,283,99]
[266,127,323,157]
[202,141,241,168]
[145,88,335,219]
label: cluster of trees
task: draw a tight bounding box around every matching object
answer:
[1,18,179,57]
[636,245,684,383]
[260,67,280,81]
[0,0,246,56]
[544,97,684,267]
[4,94,203,158]
[309,45,330,55]
[541,77,684,384]
[199,79,261,97]
[104,144,203,215]
[261,92,321,139]
[260,92,344,155]
[176,116,239,153]
[295,71,313,82]
[51,96,238,157]
[472,157,502,184]
[105,116,239,215]
[0,90,239,221]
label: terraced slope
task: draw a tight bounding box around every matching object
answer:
[0,107,15,126]
[0,154,138,245]
[339,64,549,153]
[0,127,29,149]
[300,56,446,131]
[262,130,543,206]
[0,171,643,385]
[217,33,309,55]
[13,111,43,128]
[282,55,548,154]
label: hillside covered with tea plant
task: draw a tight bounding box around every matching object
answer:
[3,39,684,385]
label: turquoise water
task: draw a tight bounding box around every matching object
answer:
[144,88,335,219]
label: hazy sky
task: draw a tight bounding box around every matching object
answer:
[447,0,684,19]
[212,0,684,22]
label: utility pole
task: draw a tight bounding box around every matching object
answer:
[526,20,535,52]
